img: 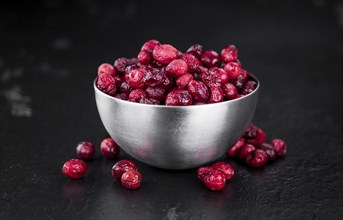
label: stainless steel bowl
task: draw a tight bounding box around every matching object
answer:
[94,75,259,169]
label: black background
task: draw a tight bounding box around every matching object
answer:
[0,0,342,219]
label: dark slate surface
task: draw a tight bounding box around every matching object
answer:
[0,0,342,219]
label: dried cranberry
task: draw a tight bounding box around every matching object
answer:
[271,139,287,157]
[145,87,166,101]
[121,168,142,190]
[180,53,202,73]
[124,64,139,75]
[239,144,256,160]
[139,97,160,105]
[152,44,178,64]
[76,141,95,160]
[241,80,257,95]
[222,83,238,100]
[111,160,137,179]
[98,63,116,76]
[244,123,258,139]
[223,61,241,79]
[230,69,248,91]
[120,81,133,94]
[211,162,234,180]
[137,50,152,65]
[186,44,203,58]
[97,74,117,96]
[114,58,129,73]
[166,59,188,77]
[143,69,166,87]
[62,159,87,179]
[201,67,229,86]
[197,166,214,181]
[115,93,129,100]
[128,89,146,102]
[246,149,268,167]
[246,128,266,146]
[100,138,120,159]
[141,39,160,52]
[165,89,193,106]
[220,45,238,62]
[227,138,245,157]
[200,50,221,68]
[203,170,226,191]
[126,68,146,89]
[208,86,224,103]
[176,73,193,88]
[259,143,277,161]
[128,57,138,65]
[160,74,174,90]
[187,80,210,102]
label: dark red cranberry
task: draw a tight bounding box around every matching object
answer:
[208,86,224,104]
[160,74,174,90]
[139,97,160,105]
[203,170,226,191]
[76,141,95,160]
[100,138,120,159]
[246,128,266,146]
[239,144,256,160]
[115,93,129,100]
[126,68,146,89]
[220,45,238,62]
[241,80,257,95]
[230,69,248,91]
[141,39,160,52]
[197,166,214,181]
[181,53,202,73]
[137,50,152,65]
[62,159,87,179]
[128,89,146,102]
[222,83,238,100]
[244,123,258,139]
[246,149,268,167]
[227,138,245,157]
[165,89,193,106]
[114,58,129,73]
[111,160,137,179]
[120,81,133,94]
[223,61,241,79]
[211,162,234,180]
[152,44,178,64]
[166,59,188,77]
[259,143,277,161]
[186,44,203,58]
[271,139,287,157]
[143,69,166,87]
[124,64,139,75]
[188,80,209,102]
[98,63,116,76]
[200,50,221,68]
[201,67,229,86]
[145,87,166,101]
[121,168,142,190]
[176,73,193,88]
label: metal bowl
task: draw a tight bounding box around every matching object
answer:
[94,75,259,169]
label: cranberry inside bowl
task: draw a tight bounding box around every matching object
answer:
[94,74,259,169]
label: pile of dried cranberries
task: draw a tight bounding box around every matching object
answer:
[96,40,257,105]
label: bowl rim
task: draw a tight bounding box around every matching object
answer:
[94,73,260,108]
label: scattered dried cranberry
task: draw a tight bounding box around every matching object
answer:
[220,45,238,62]
[239,144,256,160]
[166,59,188,77]
[222,83,238,100]
[203,170,226,191]
[152,44,178,64]
[114,58,129,73]
[259,143,277,161]
[188,80,209,102]
[100,138,120,159]
[62,159,87,179]
[271,139,287,157]
[165,89,193,106]
[128,89,146,102]
[121,168,142,190]
[197,166,214,181]
[246,128,266,146]
[186,44,203,58]
[111,160,137,179]
[208,86,224,103]
[176,73,193,88]
[200,50,221,68]
[76,141,95,160]
[211,162,234,180]
[246,149,268,168]
[227,138,245,157]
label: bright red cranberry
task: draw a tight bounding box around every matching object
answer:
[62,159,87,179]
[246,149,268,167]
[239,144,256,160]
[128,89,146,102]
[121,168,142,190]
[197,166,214,181]
[211,162,234,180]
[201,67,229,86]
[271,139,287,157]
[124,64,139,75]
[137,50,152,65]
[187,80,210,102]
[139,97,160,105]
[165,89,193,106]
[230,69,248,91]
[166,59,188,77]
[145,87,166,101]
[152,44,178,64]
[222,83,238,100]
[141,39,160,52]
[186,44,203,58]
[97,74,117,96]
[223,61,241,79]
[120,81,133,94]
[181,53,202,73]
[227,138,245,157]
[76,141,95,160]
[100,138,120,159]
[160,74,174,90]
[246,128,266,146]
[259,143,277,161]
[111,160,137,179]
[114,58,129,73]
[115,93,129,100]
[143,69,166,87]
[208,86,224,103]
[220,45,238,62]
[203,170,226,191]
[176,73,193,88]
[98,63,116,76]
[126,68,146,89]
[241,80,257,95]
[200,50,221,68]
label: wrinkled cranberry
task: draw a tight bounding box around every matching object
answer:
[188,80,209,102]
[203,170,226,191]
[208,86,224,103]
[200,50,221,68]
[97,74,117,96]
[197,166,214,181]
[176,73,193,88]
[246,128,266,146]
[166,59,188,77]
[141,39,160,52]
[138,50,152,65]
[211,162,234,180]
[128,89,146,102]
[115,93,129,100]
[160,74,174,90]
[222,83,238,100]
[126,68,146,89]
[152,44,178,64]
[98,63,116,76]
[120,81,133,94]
[145,87,166,101]
[259,143,277,161]
[224,61,241,79]
[241,80,257,95]
[143,69,166,87]
[244,123,258,139]
[121,168,142,190]
[220,45,238,62]
[165,89,193,106]
[100,138,120,159]
[239,144,256,160]
[111,160,137,179]
[201,67,229,86]
[246,149,268,167]
[124,64,139,75]
[114,58,129,73]
[76,141,95,160]
[180,53,202,73]
[186,44,203,58]
[139,97,160,105]
[230,69,248,91]
[62,159,87,179]
[271,139,287,157]
[227,138,245,157]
